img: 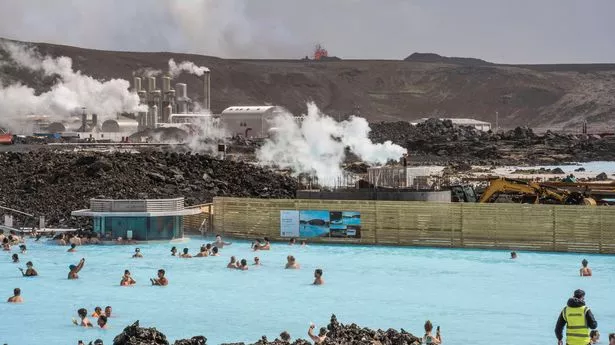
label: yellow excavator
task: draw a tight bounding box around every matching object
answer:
[451,177,596,205]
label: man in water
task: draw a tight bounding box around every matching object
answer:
[170,246,177,256]
[179,248,192,258]
[213,234,231,249]
[132,248,143,258]
[104,306,112,318]
[68,258,86,279]
[120,270,136,286]
[151,269,168,286]
[227,256,238,269]
[313,269,324,285]
[580,259,592,276]
[67,243,77,252]
[195,245,209,257]
[555,289,597,345]
[308,324,327,344]
[253,257,261,266]
[239,259,249,270]
[97,315,108,329]
[12,253,19,263]
[19,261,38,277]
[285,255,301,269]
[289,238,296,245]
[7,288,23,303]
[73,308,93,327]
[510,251,517,259]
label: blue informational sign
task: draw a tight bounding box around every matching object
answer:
[280,210,361,238]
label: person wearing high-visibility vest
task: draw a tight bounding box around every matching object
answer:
[555,289,598,345]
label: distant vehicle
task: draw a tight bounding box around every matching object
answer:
[0,128,14,145]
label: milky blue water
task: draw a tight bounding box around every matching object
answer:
[521,161,615,175]
[2,237,615,345]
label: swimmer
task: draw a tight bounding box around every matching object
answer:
[19,261,38,277]
[213,234,232,249]
[308,324,327,344]
[285,255,300,269]
[12,253,19,263]
[580,259,592,276]
[2,238,10,251]
[67,243,77,252]
[151,269,168,286]
[7,288,23,303]
[92,307,103,318]
[510,251,517,259]
[252,238,271,251]
[205,243,213,254]
[227,256,238,269]
[289,238,296,245]
[104,306,112,318]
[68,258,86,279]
[120,270,136,286]
[73,308,93,327]
[170,246,177,256]
[132,248,143,258]
[211,246,220,256]
[97,315,108,329]
[313,269,324,285]
[239,259,249,271]
[261,237,271,250]
[179,248,192,258]
[19,244,26,253]
[253,257,261,266]
[252,239,262,251]
[195,245,209,257]
[301,240,307,246]
[590,330,600,344]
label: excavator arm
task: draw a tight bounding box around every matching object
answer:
[479,177,596,205]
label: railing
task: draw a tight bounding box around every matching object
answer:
[90,198,185,212]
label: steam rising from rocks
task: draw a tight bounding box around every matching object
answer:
[0,41,144,131]
[257,103,406,184]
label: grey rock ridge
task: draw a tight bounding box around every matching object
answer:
[0,151,297,228]
[3,37,615,129]
[113,315,421,345]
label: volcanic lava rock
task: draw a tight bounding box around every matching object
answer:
[113,321,169,345]
[0,151,297,228]
[596,172,609,181]
[174,336,207,345]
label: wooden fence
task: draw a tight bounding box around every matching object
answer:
[183,204,213,234]
[212,197,615,254]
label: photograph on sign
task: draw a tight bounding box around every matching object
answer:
[299,210,330,237]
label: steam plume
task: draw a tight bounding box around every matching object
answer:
[0,41,145,132]
[168,58,209,78]
[256,103,406,185]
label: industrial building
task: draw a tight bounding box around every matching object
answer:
[219,105,289,138]
[412,118,492,132]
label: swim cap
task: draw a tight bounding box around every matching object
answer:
[69,265,76,270]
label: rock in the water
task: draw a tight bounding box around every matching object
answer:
[113,321,169,345]
[596,172,609,181]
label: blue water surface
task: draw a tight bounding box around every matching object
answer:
[1,237,615,345]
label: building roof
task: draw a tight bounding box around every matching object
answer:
[414,117,491,126]
[221,106,288,116]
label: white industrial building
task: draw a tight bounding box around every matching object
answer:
[219,106,289,138]
[412,118,492,132]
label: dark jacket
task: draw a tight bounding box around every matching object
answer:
[555,297,598,340]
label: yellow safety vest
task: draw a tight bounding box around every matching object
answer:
[563,305,590,345]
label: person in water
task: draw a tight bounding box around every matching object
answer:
[609,333,615,345]
[92,307,103,318]
[289,238,296,245]
[211,246,220,256]
[97,315,108,329]
[308,324,327,344]
[120,270,136,286]
[580,259,592,276]
[67,243,77,253]
[239,259,249,271]
[590,330,600,344]
[19,244,26,254]
[227,256,238,269]
[253,257,261,266]
[195,245,209,257]
[19,261,38,277]
[313,269,324,285]
[151,269,168,286]
[170,246,177,256]
[422,320,442,345]
[12,253,19,263]
[132,248,143,258]
[510,251,517,259]
[300,240,307,246]
[285,255,300,269]
[68,258,86,279]
[179,248,192,258]
[213,234,232,249]
[2,238,11,251]
[104,306,112,318]
[7,288,23,303]
[74,308,93,327]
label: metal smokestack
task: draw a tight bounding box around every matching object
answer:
[133,76,142,92]
[203,70,211,111]
[92,114,98,128]
[148,77,156,92]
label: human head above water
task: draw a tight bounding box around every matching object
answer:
[183,248,189,254]
[510,251,517,258]
[13,288,21,296]
[71,243,76,248]
[77,308,87,318]
[212,246,219,254]
[424,320,433,333]
[315,269,323,278]
[240,259,247,266]
[158,269,165,276]
[216,234,221,240]
[582,259,588,267]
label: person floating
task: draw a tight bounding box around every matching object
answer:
[120,270,136,286]
[313,269,324,285]
[510,251,517,259]
[151,269,168,286]
[68,258,86,279]
[7,288,23,303]
[213,234,232,249]
[132,248,143,258]
[285,255,301,269]
[555,289,598,345]
[580,259,592,277]
[179,248,192,258]
[308,323,327,344]
[19,261,38,277]
[422,320,442,344]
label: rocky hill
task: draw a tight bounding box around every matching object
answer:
[2,38,615,129]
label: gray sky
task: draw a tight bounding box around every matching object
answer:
[0,0,613,63]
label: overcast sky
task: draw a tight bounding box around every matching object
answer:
[0,0,613,64]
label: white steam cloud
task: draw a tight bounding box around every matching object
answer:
[257,103,406,185]
[0,41,145,132]
[168,58,209,78]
